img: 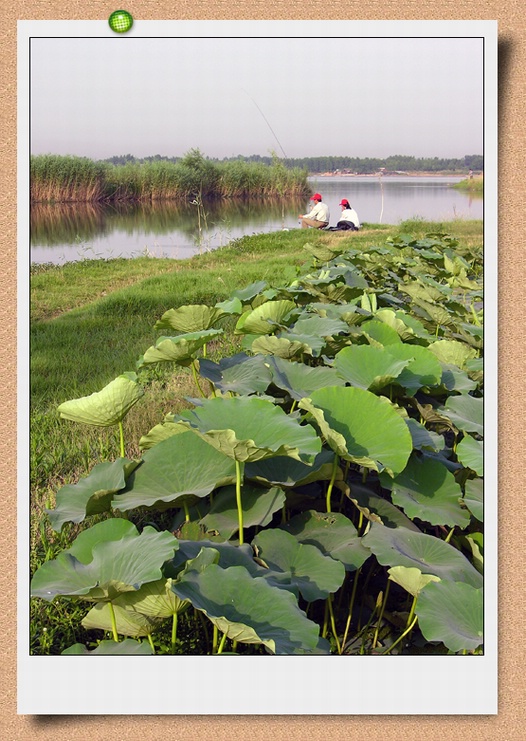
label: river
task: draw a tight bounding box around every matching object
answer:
[30,176,482,265]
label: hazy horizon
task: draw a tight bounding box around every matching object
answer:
[30,35,483,162]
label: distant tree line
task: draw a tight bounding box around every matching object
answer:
[102,152,483,174]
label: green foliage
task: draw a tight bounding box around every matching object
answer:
[31,225,485,656]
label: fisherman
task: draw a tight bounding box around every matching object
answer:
[327,199,360,231]
[299,193,330,229]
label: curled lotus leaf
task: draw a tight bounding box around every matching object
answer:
[348,482,421,531]
[359,319,402,347]
[387,566,441,598]
[273,331,326,356]
[198,353,273,396]
[138,419,188,450]
[415,581,483,653]
[231,280,268,303]
[139,329,223,367]
[456,435,483,475]
[171,564,320,655]
[250,335,311,359]
[266,355,345,401]
[442,394,483,436]
[427,339,478,369]
[175,396,321,464]
[333,344,410,392]
[299,386,413,477]
[62,639,153,656]
[234,300,297,335]
[57,372,144,427]
[154,304,226,333]
[464,478,483,522]
[82,602,164,638]
[384,343,443,393]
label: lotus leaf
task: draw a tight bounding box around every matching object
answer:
[201,484,286,539]
[112,431,237,512]
[333,345,410,392]
[111,577,189,619]
[250,335,311,359]
[456,435,483,475]
[176,396,321,463]
[57,372,144,427]
[383,455,470,528]
[374,309,420,342]
[62,639,153,656]
[31,520,178,602]
[387,566,441,597]
[231,280,268,303]
[443,394,484,436]
[138,419,189,450]
[154,304,225,333]
[82,601,164,637]
[198,353,272,396]
[464,478,483,521]
[172,564,320,654]
[139,329,223,367]
[438,364,478,393]
[362,524,482,588]
[405,418,446,453]
[234,300,297,335]
[267,355,345,401]
[415,581,483,653]
[245,449,339,488]
[348,483,421,531]
[274,331,326,356]
[291,314,349,338]
[282,510,369,572]
[214,296,243,315]
[47,457,139,531]
[252,528,346,602]
[384,343,443,393]
[299,386,413,477]
[427,339,478,369]
[359,319,402,347]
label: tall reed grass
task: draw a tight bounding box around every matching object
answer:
[30,150,310,203]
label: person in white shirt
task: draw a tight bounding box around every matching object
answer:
[299,193,330,229]
[335,199,360,230]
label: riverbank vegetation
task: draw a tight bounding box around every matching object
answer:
[30,150,310,204]
[30,219,484,656]
[453,175,484,194]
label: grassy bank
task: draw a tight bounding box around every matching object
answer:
[30,218,483,654]
[453,174,484,193]
[30,150,310,203]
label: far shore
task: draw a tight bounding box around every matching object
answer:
[313,171,474,178]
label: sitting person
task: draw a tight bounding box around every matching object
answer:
[327,199,360,231]
[299,193,330,229]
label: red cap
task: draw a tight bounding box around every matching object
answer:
[310,193,322,201]
[339,199,350,206]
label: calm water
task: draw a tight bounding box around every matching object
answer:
[30,176,482,265]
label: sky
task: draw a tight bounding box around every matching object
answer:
[29,34,484,161]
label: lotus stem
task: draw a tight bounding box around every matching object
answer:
[327,595,342,655]
[183,500,191,523]
[118,421,125,458]
[217,631,228,654]
[342,566,361,649]
[235,459,244,544]
[372,580,390,649]
[290,399,297,414]
[171,612,178,654]
[108,601,119,642]
[212,624,219,654]
[147,633,156,654]
[406,594,418,630]
[191,360,206,397]
[326,454,339,513]
[382,615,418,655]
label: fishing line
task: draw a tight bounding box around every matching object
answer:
[241,88,288,159]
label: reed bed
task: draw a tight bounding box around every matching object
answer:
[30,152,310,203]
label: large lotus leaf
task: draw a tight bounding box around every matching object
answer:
[437,364,478,394]
[348,483,421,531]
[412,299,456,329]
[166,539,263,580]
[252,528,346,602]
[198,353,272,396]
[384,343,443,393]
[112,431,237,512]
[214,296,243,315]
[282,510,369,572]
[62,639,153,656]
[416,581,483,653]
[47,458,139,532]
[138,419,189,450]
[362,524,482,588]
[82,601,164,638]
[387,566,441,597]
[31,521,178,602]
[393,311,434,341]
[57,372,144,427]
[176,396,321,464]
[267,356,345,401]
[373,309,422,342]
[154,304,225,333]
[299,386,413,477]
[383,455,470,528]
[231,280,268,303]
[291,315,349,338]
[399,281,445,304]
[245,449,338,488]
[250,335,311,359]
[201,484,286,539]
[139,329,223,367]
[308,302,362,326]
[171,564,320,654]
[333,345,410,392]
[235,300,296,335]
[442,394,483,436]
[405,418,446,453]
[274,331,326,356]
[456,435,483,475]
[427,339,478,369]
[464,478,483,522]
[359,319,402,347]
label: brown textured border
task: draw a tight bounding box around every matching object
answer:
[2,2,524,738]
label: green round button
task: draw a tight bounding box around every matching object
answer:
[108,10,134,34]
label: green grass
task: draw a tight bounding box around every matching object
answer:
[29,220,483,653]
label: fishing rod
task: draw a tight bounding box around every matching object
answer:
[241,88,288,159]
